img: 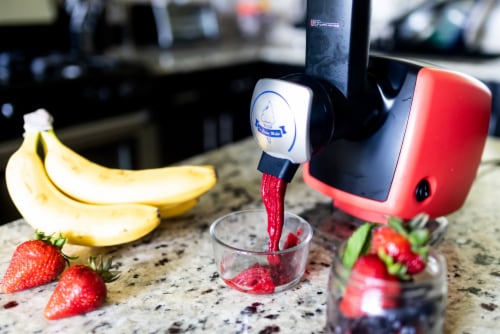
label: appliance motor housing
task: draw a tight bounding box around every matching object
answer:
[303,55,491,222]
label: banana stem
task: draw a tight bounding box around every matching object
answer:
[23,109,54,135]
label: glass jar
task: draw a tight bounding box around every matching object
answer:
[327,245,447,334]
[210,209,313,294]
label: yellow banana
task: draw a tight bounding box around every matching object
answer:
[158,198,198,219]
[40,129,217,206]
[5,131,161,247]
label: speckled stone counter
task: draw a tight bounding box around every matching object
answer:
[1,137,500,334]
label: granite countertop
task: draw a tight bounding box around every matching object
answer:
[1,136,500,333]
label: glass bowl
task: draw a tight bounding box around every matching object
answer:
[210,209,313,294]
[326,243,447,334]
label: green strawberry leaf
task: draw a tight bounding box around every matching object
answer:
[342,222,375,269]
[408,229,430,247]
[34,230,77,264]
[387,217,408,237]
[378,248,410,280]
[414,245,429,258]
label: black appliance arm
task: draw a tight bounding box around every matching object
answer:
[305,0,371,103]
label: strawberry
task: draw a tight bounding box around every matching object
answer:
[44,256,120,320]
[369,215,430,276]
[339,254,400,318]
[0,231,72,293]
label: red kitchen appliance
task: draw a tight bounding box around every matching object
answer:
[250,0,491,224]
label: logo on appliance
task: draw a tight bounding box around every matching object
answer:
[254,100,287,143]
[310,19,339,28]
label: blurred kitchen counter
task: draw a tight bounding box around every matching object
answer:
[1,135,499,333]
[105,39,306,75]
[104,35,500,83]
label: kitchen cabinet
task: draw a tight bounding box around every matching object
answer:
[149,61,301,165]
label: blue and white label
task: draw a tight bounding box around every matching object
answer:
[250,78,313,163]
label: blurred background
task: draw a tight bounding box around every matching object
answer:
[6,0,500,67]
[1,0,500,222]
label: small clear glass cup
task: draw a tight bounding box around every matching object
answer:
[210,209,313,294]
[327,244,447,334]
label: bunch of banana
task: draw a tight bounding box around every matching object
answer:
[5,131,161,247]
[40,129,217,207]
[5,109,218,247]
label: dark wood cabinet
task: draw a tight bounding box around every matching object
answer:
[150,62,302,165]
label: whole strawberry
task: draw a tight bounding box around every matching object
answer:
[1,231,71,293]
[44,256,119,320]
[339,254,400,318]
